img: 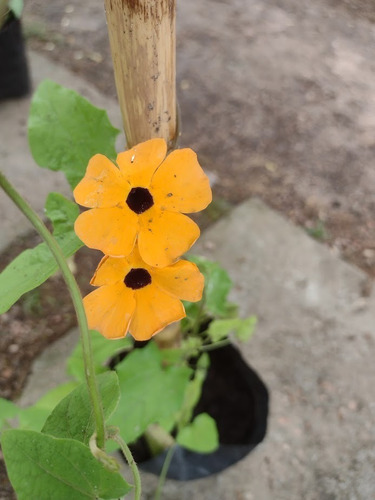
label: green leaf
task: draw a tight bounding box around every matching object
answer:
[159,347,184,367]
[9,0,23,17]
[42,372,119,444]
[207,316,257,343]
[233,316,257,341]
[19,381,78,431]
[177,353,209,429]
[176,413,219,453]
[0,192,83,313]
[110,342,192,444]
[0,398,19,429]
[67,329,133,383]
[28,80,120,189]
[2,430,131,499]
[44,192,79,235]
[188,255,232,317]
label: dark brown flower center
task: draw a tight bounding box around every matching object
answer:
[124,268,152,290]
[126,187,154,214]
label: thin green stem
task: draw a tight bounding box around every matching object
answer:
[153,445,176,500]
[191,294,206,337]
[111,433,141,500]
[200,337,230,351]
[0,172,106,449]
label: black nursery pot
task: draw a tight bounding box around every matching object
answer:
[0,15,30,100]
[134,344,269,481]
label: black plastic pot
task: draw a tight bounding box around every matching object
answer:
[133,344,269,480]
[0,15,30,100]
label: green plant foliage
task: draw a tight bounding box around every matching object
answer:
[1,430,131,499]
[42,372,119,445]
[176,413,219,453]
[177,353,209,430]
[28,80,120,189]
[18,381,78,431]
[306,219,329,241]
[0,383,78,433]
[67,330,133,383]
[110,342,192,444]
[207,316,257,343]
[9,0,23,18]
[0,398,19,429]
[0,192,83,313]
[186,255,233,317]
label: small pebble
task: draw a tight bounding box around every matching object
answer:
[73,50,84,60]
[61,17,70,28]
[88,52,103,63]
[44,41,55,52]
[180,79,190,90]
[8,344,19,354]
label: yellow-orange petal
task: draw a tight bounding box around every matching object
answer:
[73,154,128,208]
[138,208,200,268]
[124,243,152,271]
[83,283,136,339]
[129,284,185,341]
[90,255,130,286]
[116,139,167,188]
[150,148,212,213]
[74,207,138,257]
[152,260,204,302]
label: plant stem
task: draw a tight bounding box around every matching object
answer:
[0,172,106,449]
[111,433,141,500]
[154,445,176,500]
[200,337,231,351]
[191,294,206,337]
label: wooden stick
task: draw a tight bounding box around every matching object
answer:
[105,0,177,149]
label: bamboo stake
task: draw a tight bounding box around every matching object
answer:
[105,0,177,149]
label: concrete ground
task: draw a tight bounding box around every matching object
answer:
[5,51,375,500]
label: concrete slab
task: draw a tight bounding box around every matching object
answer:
[139,199,375,500]
[17,328,79,408]
[0,51,124,253]
[19,198,375,500]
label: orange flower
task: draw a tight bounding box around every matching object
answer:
[74,139,212,267]
[83,246,204,340]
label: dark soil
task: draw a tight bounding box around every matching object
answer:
[193,345,268,446]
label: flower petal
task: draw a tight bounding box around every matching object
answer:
[129,284,185,341]
[152,260,204,302]
[74,207,138,257]
[83,283,136,339]
[151,148,212,213]
[116,139,167,188]
[90,255,130,286]
[138,208,200,267]
[73,154,128,208]
[124,244,152,270]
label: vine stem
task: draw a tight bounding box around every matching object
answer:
[0,172,106,449]
[200,337,231,351]
[153,445,176,500]
[111,433,141,500]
